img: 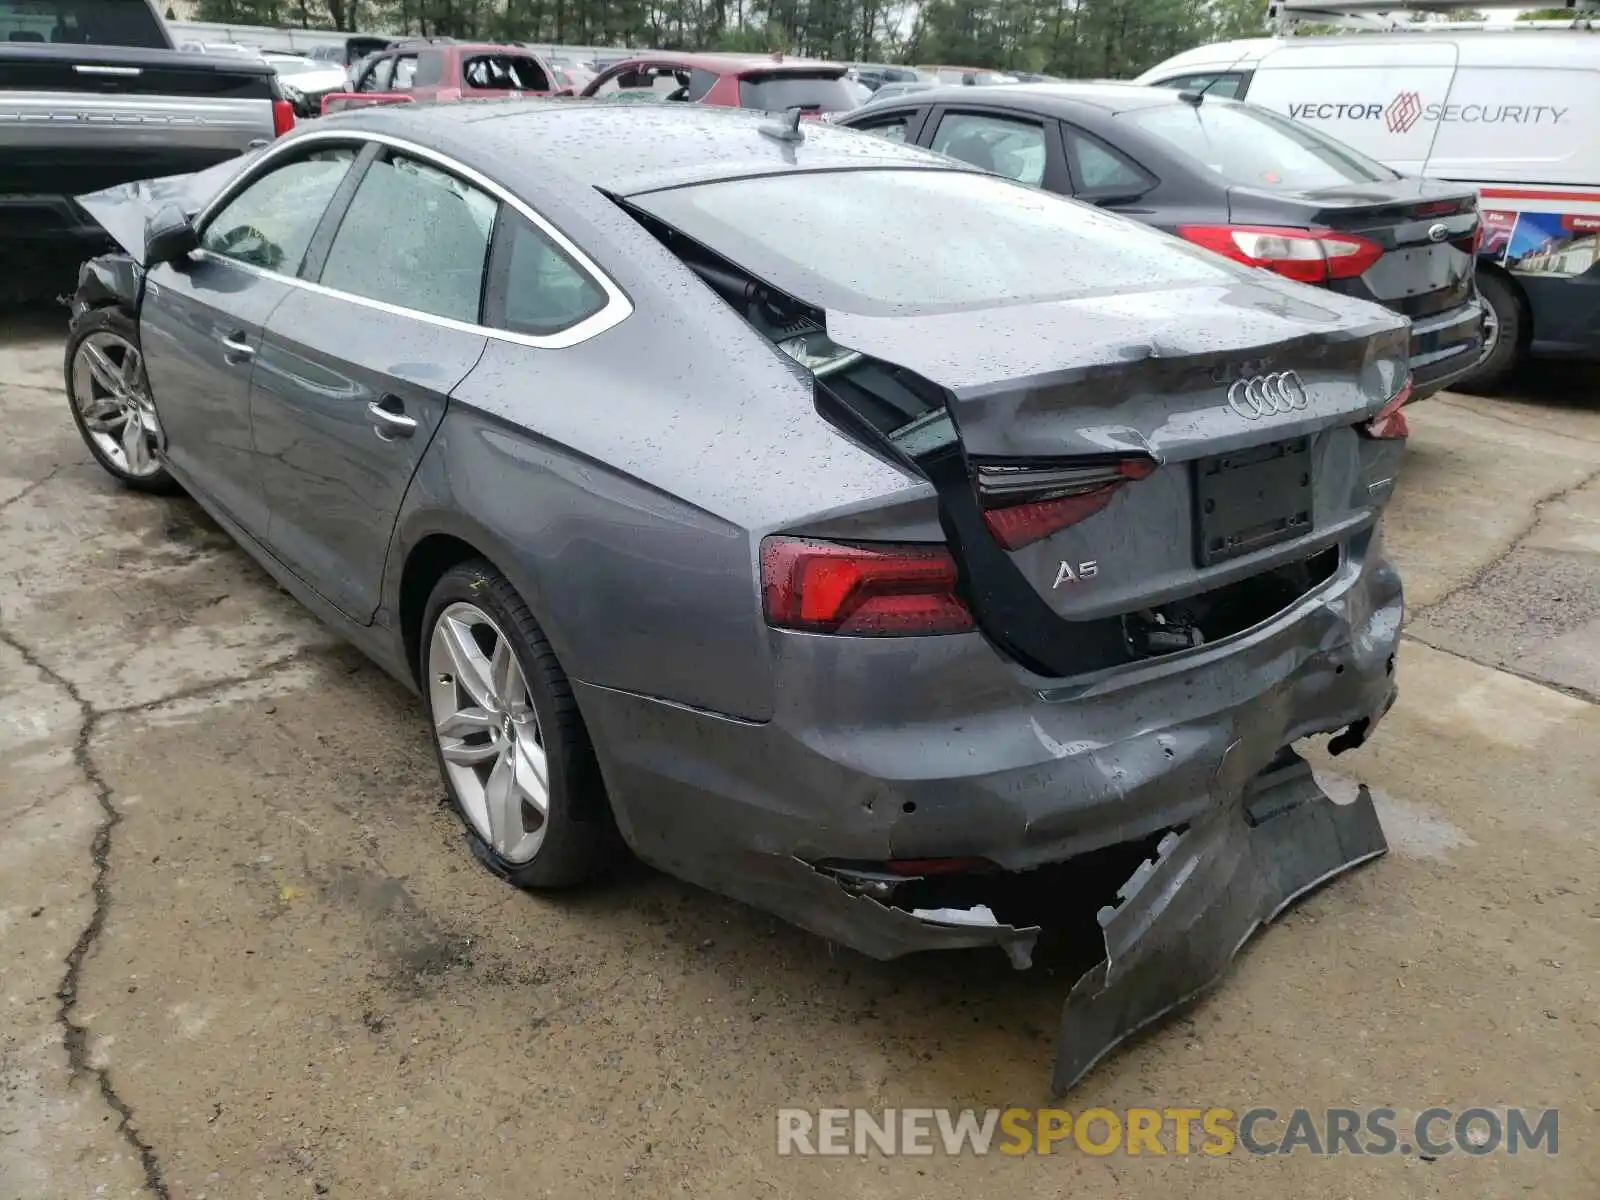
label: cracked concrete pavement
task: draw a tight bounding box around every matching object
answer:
[2,311,1597,1199]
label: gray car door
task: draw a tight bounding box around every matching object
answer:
[140,146,359,538]
[250,145,493,622]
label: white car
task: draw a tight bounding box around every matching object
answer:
[264,53,353,115]
[1138,0,1600,391]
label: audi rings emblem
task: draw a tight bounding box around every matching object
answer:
[1226,371,1309,420]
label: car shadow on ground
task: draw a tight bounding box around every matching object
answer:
[1496,359,1600,411]
[0,305,70,338]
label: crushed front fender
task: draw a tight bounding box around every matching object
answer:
[1052,747,1387,1095]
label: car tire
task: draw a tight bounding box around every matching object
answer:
[63,306,180,495]
[1454,269,1525,396]
[420,559,615,888]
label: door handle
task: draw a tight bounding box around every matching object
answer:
[368,398,418,439]
[220,332,255,363]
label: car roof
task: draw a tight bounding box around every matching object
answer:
[605,51,843,76]
[333,99,967,195]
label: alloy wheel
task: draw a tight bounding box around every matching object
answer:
[427,601,550,864]
[71,330,164,479]
[1477,293,1500,364]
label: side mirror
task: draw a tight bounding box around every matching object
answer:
[144,204,198,266]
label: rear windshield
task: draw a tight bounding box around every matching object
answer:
[1123,100,1399,191]
[1,0,166,47]
[738,71,858,113]
[633,168,1233,317]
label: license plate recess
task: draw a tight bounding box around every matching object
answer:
[1193,438,1313,567]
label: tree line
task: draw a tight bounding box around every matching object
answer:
[191,0,1270,76]
[188,0,1591,76]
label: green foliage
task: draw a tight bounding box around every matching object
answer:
[1519,6,1585,17]
[195,0,1280,66]
[905,0,1271,79]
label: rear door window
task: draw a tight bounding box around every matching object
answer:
[412,49,443,87]
[685,66,718,101]
[1,0,166,46]
[357,54,393,92]
[318,153,497,323]
[930,111,1047,187]
[1061,126,1153,198]
[1124,98,1399,191]
[851,110,918,143]
[389,53,418,90]
[462,53,550,92]
[633,167,1233,318]
[200,148,358,276]
[737,72,857,113]
[592,63,687,101]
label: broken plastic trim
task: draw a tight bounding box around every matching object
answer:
[1052,747,1387,1094]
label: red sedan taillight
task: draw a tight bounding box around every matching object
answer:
[760,538,973,636]
[1177,224,1384,285]
[271,98,296,137]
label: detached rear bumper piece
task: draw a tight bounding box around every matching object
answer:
[1053,749,1385,1094]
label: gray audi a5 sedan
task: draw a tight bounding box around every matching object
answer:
[67,100,1413,1092]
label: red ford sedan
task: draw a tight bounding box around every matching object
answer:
[578,52,859,114]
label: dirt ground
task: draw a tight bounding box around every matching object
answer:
[2,310,1597,1200]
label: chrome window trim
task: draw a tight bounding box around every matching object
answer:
[192,126,633,350]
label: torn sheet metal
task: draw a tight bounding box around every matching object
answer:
[1051,749,1387,1095]
[74,155,259,264]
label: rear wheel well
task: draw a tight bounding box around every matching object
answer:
[400,534,485,685]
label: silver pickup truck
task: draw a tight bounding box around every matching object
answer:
[1,0,287,300]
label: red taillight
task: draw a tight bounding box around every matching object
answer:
[1362,378,1413,440]
[1177,224,1384,285]
[760,538,973,636]
[978,457,1155,551]
[271,98,295,137]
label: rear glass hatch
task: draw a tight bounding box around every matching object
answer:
[625,166,1410,678]
[1123,99,1480,317]
[738,70,857,113]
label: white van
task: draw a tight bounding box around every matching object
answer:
[1137,13,1600,391]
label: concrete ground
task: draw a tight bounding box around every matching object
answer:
[1,310,1596,1200]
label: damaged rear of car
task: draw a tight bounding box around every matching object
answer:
[66,106,1409,1095]
[605,162,1408,1092]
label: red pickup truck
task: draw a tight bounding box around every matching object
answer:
[322,40,561,115]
